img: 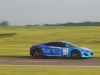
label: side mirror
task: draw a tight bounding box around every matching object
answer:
[66,45,69,48]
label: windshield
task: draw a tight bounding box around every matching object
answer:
[66,42,78,48]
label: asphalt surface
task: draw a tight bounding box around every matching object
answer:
[0,56,100,66]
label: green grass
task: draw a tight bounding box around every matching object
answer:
[0,66,100,75]
[0,26,100,57]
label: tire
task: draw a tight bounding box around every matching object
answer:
[71,50,81,59]
[32,48,43,59]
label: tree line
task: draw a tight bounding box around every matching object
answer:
[1,21,100,26]
[44,22,100,26]
[0,21,9,26]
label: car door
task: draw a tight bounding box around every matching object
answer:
[44,42,61,56]
[55,42,69,56]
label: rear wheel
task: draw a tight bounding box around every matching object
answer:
[33,49,43,59]
[71,50,81,59]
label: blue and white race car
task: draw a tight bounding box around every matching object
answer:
[30,41,93,59]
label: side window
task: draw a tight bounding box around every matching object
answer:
[44,42,66,47]
[44,42,55,46]
[55,42,66,47]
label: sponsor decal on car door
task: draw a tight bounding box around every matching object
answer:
[63,48,69,55]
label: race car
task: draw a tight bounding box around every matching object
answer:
[30,41,93,59]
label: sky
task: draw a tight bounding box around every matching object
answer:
[0,0,100,25]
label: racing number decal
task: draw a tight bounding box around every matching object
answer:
[63,48,68,55]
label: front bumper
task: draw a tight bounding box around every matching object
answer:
[81,51,93,58]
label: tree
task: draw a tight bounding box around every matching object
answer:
[0,21,9,26]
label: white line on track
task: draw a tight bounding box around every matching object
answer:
[0,65,100,67]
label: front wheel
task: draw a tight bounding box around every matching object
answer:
[71,50,81,59]
[33,49,43,59]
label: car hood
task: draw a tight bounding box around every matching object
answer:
[79,47,93,52]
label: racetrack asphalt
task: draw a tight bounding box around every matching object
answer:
[0,56,100,67]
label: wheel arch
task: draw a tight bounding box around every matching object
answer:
[70,49,81,57]
[31,48,44,59]
[30,46,43,56]
[33,48,42,52]
[71,49,80,52]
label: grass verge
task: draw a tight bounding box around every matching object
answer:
[0,66,100,75]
